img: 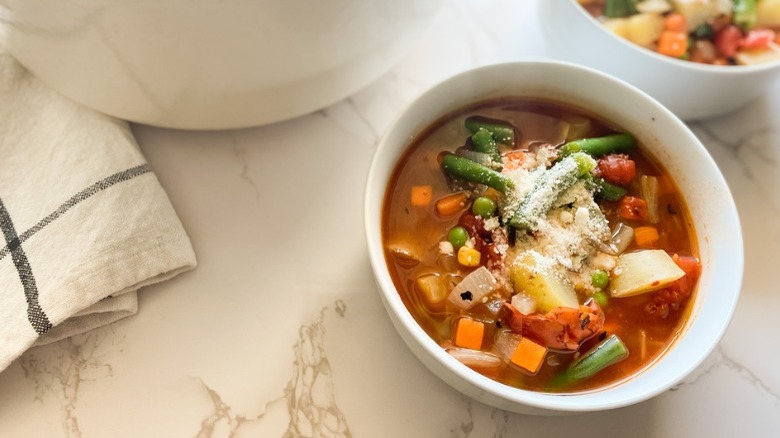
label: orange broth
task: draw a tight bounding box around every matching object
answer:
[381,98,698,393]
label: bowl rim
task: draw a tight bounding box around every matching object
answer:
[564,0,780,74]
[363,60,744,412]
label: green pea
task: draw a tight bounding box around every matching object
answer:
[591,270,609,288]
[448,226,469,249]
[472,196,496,218]
[592,290,609,308]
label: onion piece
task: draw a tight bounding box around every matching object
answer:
[599,222,635,256]
[511,293,536,315]
[492,330,522,363]
[386,243,420,267]
[415,274,448,305]
[446,347,503,368]
[455,147,497,168]
[635,0,672,14]
[640,175,660,224]
[447,266,497,309]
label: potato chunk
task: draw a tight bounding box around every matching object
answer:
[758,0,780,27]
[510,251,578,313]
[610,249,685,298]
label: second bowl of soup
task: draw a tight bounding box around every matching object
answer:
[364,61,743,414]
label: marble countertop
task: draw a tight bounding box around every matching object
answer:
[1,0,778,436]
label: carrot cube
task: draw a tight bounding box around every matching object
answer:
[454,318,485,350]
[634,226,660,248]
[510,337,547,374]
[411,185,433,206]
[434,191,468,216]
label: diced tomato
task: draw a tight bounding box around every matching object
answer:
[690,40,717,64]
[669,254,702,296]
[597,154,636,186]
[663,13,687,33]
[503,150,525,171]
[617,196,648,221]
[657,31,688,58]
[505,301,605,351]
[740,29,777,49]
[645,254,701,318]
[715,25,742,58]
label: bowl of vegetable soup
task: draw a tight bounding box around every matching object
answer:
[539,0,780,121]
[364,61,742,414]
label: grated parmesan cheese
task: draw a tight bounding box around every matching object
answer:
[501,151,611,279]
[439,241,454,256]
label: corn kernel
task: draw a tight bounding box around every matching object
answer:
[457,246,481,267]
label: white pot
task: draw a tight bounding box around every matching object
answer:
[0,0,441,129]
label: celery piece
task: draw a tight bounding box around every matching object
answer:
[734,0,758,31]
[605,0,638,18]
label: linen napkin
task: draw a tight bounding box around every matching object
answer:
[0,49,197,372]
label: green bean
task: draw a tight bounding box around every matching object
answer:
[471,128,502,165]
[465,117,515,146]
[561,133,636,157]
[557,335,628,386]
[595,178,628,201]
[509,152,596,230]
[733,0,757,31]
[604,0,638,18]
[692,23,713,39]
[441,154,514,194]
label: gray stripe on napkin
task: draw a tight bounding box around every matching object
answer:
[0,163,151,334]
[0,198,53,334]
[0,163,151,262]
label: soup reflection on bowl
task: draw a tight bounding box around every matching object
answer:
[364,62,743,414]
[539,0,780,121]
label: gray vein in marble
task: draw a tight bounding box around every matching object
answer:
[450,397,475,438]
[489,409,509,438]
[690,122,778,166]
[449,398,511,438]
[673,346,779,407]
[19,329,120,438]
[191,303,352,438]
[192,377,286,438]
[334,300,346,318]
[319,97,380,146]
[690,122,780,214]
[228,134,262,205]
[283,306,351,438]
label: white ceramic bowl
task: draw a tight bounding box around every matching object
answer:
[538,0,780,121]
[364,61,743,414]
[0,0,441,129]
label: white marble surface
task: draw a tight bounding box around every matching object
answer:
[1,0,779,436]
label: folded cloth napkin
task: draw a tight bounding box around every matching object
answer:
[0,50,197,371]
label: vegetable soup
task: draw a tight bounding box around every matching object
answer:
[381,98,701,392]
[580,0,780,65]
